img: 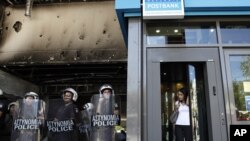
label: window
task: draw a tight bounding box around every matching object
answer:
[146,22,217,45]
[229,55,250,121]
[221,22,250,44]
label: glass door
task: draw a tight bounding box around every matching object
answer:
[224,50,250,125]
[146,48,227,141]
[160,63,208,141]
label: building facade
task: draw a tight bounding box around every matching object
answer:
[1,0,250,141]
[116,0,250,141]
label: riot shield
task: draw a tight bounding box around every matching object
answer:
[45,98,80,141]
[11,98,46,141]
[78,106,93,141]
[89,94,121,141]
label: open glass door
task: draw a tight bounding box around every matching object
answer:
[161,63,208,141]
[146,48,227,141]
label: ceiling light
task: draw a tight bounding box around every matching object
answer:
[174,29,179,33]
[156,29,161,33]
[210,28,215,32]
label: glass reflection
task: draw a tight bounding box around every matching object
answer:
[221,22,250,44]
[229,55,250,120]
[146,22,217,45]
[188,65,200,141]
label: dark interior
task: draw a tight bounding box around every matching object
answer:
[0,63,127,96]
[0,62,127,117]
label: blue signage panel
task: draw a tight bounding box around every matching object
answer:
[143,0,184,19]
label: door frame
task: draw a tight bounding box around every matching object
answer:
[145,47,227,141]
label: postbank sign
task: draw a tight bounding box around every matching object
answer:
[143,0,184,19]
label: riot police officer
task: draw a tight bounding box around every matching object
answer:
[96,84,117,115]
[90,84,120,141]
[54,88,79,121]
[13,92,45,141]
[49,88,79,141]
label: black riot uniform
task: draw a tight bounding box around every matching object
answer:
[49,88,80,141]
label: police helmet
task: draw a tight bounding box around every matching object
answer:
[63,88,78,102]
[24,92,39,99]
[8,101,18,110]
[0,102,4,110]
[99,84,114,95]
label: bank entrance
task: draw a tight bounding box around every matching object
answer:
[145,48,227,141]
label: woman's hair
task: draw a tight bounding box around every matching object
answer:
[178,88,189,103]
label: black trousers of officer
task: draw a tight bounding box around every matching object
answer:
[175,125,192,141]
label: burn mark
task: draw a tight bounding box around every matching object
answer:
[76,51,80,57]
[46,43,50,48]
[60,51,65,59]
[96,39,101,45]
[68,41,72,48]
[79,34,85,40]
[103,29,106,34]
[40,34,43,37]
[13,21,22,33]
[6,12,11,16]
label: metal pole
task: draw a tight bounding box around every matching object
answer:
[25,0,34,17]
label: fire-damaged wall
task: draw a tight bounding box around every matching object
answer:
[0,1,126,64]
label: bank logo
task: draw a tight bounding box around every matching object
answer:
[143,0,184,19]
[230,125,250,140]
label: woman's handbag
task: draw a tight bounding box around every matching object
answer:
[170,102,180,124]
[170,110,179,124]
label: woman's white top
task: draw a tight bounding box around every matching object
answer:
[175,101,190,126]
